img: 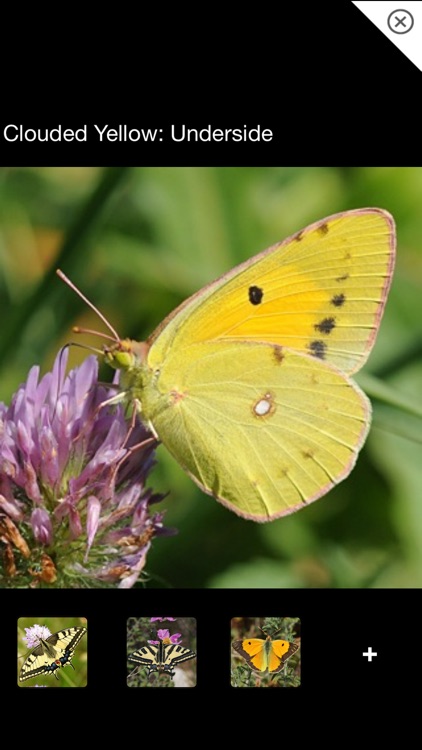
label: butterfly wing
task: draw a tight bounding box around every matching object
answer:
[268,639,299,673]
[161,643,196,675]
[148,209,395,375]
[19,627,86,681]
[232,638,267,672]
[128,644,160,675]
[145,342,370,520]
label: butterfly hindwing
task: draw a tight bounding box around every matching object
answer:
[19,627,87,681]
[148,342,370,520]
[232,635,299,674]
[128,642,196,677]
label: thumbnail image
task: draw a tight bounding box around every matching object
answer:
[17,617,87,687]
[231,616,300,687]
[127,616,196,687]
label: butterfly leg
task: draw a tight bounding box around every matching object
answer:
[103,401,158,488]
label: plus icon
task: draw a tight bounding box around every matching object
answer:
[363,647,378,662]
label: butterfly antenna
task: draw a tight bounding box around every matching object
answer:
[72,326,119,343]
[67,340,106,356]
[56,269,121,342]
[259,625,283,638]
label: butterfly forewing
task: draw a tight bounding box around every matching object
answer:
[148,209,395,375]
[162,643,196,668]
[19,627,87,681]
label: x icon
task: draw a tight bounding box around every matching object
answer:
[387,9,414,34]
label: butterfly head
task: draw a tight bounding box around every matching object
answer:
[103,339,149,372]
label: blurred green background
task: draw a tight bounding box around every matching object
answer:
[1,167,421,589]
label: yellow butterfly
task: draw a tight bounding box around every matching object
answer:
[232,632,299,674]
[59,207,396,521]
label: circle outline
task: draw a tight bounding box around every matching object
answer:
[387,9,414,34]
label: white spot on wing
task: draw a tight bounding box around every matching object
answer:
[253,392,275,418]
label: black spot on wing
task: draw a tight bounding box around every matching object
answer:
[308,340,327,359]
[331,293,346,307]
[249,285,264,305]
[335,272,349,282]
[314,317,336,334]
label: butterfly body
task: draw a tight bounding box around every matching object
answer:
[128,640,196,677]
[103,208,396,521]
[232,634,299,674]
[19,627,87,681]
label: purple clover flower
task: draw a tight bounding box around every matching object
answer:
[24,624,51,649]
[0,350,175,588]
